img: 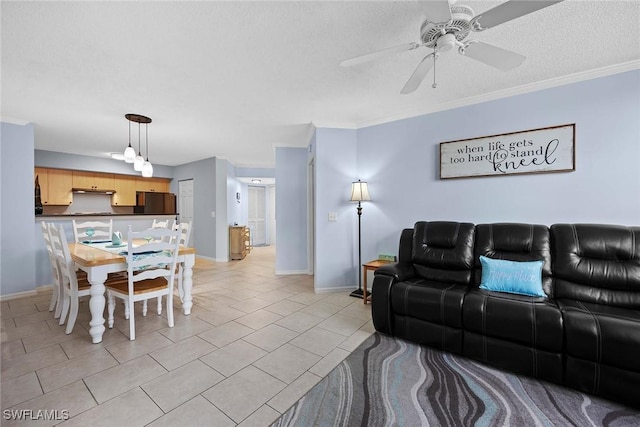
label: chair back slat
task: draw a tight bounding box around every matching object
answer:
[171,221,192,247]
[73,219,113,242]
[126,226,181,292]
[49,224,80,292]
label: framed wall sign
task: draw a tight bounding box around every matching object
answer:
[439,124,575,179]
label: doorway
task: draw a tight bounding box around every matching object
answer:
[178,179,194,227]
[248,185,266,246]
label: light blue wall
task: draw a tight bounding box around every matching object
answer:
[355,70,640,267]
[1,123,36,295]
[215,158,230,261]
[313,128,358,291]
[235,167,275,179]
[308,71,640,293]
[227,167,244,227]
[35,149,173,178]
[275,147,308,274]
[172,158,217,259]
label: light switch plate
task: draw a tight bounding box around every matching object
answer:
[211,211,216,218]
[328,212,338,222]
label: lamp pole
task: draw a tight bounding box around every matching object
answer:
[350,179,370,299]
[351,201,364,297]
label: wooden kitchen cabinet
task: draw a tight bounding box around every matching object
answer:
[135,177,170,192]
[34,168,73,205]
[111,175,137,206]
[72,171,115,190]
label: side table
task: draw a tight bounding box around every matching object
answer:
[362,259,392,305]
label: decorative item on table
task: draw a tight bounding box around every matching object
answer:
[85,227,95,243]
[35,175,43,215]
[111,231,123,246]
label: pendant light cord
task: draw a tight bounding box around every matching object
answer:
[145,123,149,160]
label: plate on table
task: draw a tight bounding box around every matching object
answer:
[105,243,127,248]
[82,240,111,244]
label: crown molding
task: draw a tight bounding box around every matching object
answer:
[354,60,640,129]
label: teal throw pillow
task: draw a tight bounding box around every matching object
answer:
[479,256,546,297]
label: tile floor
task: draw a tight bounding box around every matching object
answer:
[0,246,374,426]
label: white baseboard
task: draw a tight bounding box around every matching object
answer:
[0,284,55,302]
[275,269,308,276]
[0,289,38,302]
[314,285,356,293]
[196,255,229,263]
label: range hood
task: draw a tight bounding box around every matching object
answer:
[72,188,116,195]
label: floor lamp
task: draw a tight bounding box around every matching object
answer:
[350,179,371,298]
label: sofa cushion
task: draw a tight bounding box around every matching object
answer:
[558,298,640,373]
[551,224,640,308]
[412,221,475,285]
[390,279,468,329]
[479,256,546,297]
[463,288,563,352]
[475,223,553,294]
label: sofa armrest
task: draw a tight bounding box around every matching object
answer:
[375,262,416,282]
[372,262,415,336]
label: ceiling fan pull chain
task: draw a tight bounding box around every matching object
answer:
[432,48,438,89]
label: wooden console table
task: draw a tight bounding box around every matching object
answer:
[362,259,392,305]
[230,225,250,260]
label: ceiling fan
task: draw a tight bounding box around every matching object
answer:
[341,0,564,94]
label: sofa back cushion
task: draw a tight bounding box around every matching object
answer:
[474,223,553,295]
[412,221,475,285]
[398,228,414,263]
[551,224,640,308]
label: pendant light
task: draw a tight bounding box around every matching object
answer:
[141,121,154,178]
[133,121,144,172]
[123,119,136,163]
[125,114,152,176]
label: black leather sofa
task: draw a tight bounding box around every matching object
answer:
[371,222,640,409]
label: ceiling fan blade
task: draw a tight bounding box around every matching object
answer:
[471,0,564,31]
[340,42,421,67]
[400,53,435,95]
[462,41,525,71]
[422,0,452,24]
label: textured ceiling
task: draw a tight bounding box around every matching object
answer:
[2,1,639,168]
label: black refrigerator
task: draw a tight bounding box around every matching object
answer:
[134,192,177,214]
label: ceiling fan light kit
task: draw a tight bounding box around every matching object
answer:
[342,0,564,94]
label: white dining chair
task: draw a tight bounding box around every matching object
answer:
[151,219,170,229]
[106,225,181,340]
[50,224,126,334]
[40,222,63,318]
[173,221,192,302]
[73,219,113,243]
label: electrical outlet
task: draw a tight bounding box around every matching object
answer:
[328,212,338,222]
[211,211,216,218]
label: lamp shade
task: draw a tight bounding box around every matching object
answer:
[350,180,371,202]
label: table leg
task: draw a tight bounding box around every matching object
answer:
[363,266,368,305]
[182,255,194,315]
[87,270,107,344]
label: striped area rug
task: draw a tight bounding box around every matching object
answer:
[272,333,640,426]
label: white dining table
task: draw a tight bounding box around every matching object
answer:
[69,241,196,343]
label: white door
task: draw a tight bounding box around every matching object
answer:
[248,186,266,246]
[179,179,194,229]
[268,185,276,245]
